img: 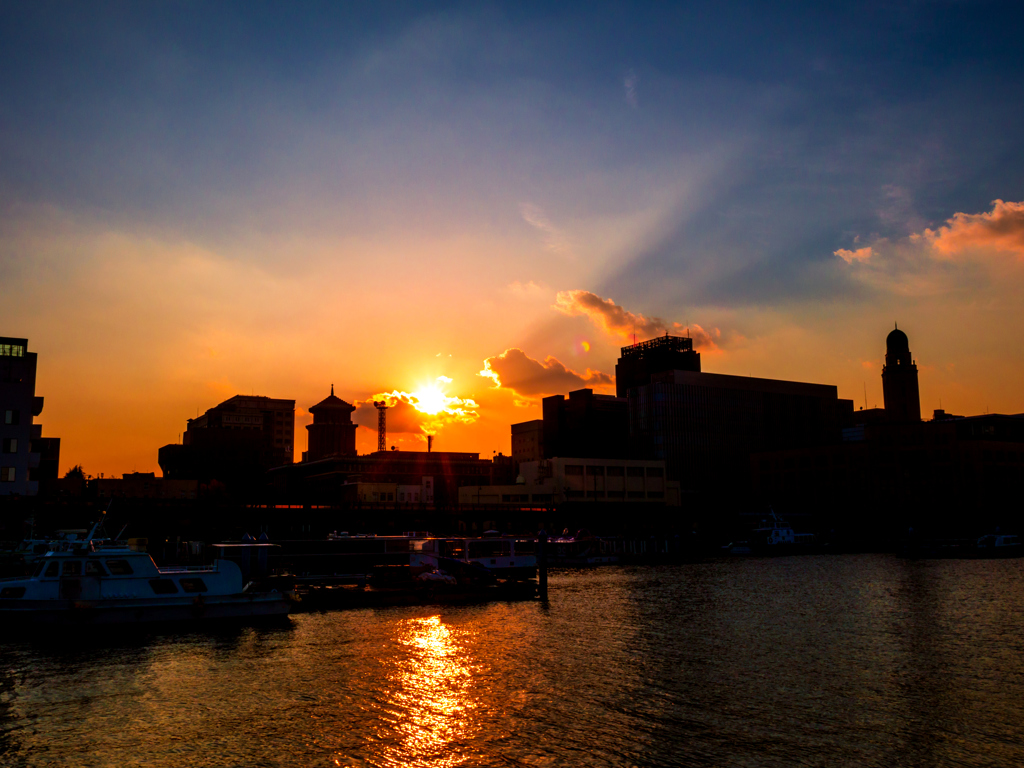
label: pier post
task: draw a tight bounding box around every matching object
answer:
[537,528,548,599]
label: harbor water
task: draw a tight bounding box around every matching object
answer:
[2,554,1024,767]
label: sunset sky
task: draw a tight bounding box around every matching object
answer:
[3,2,1023,476]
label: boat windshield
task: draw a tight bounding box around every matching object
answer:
[468,540,511,558]
[439,541,465,559]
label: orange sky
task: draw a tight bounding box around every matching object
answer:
[8,196,1024,477]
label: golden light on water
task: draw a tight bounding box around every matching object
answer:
[382,615,479,767]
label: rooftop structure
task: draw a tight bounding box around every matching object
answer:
[304,386,357,462]
[615,334,701,397]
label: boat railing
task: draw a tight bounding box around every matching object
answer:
[158,564,220,574]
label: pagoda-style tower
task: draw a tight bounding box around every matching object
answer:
[304,386,357,461]
[881,325,921,423]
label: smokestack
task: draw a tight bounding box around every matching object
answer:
[427,435,433,453]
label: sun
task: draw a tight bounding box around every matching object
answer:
[411,384,448,416]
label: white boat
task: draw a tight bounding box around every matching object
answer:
[409,536,537,581]
[0,519,291,626]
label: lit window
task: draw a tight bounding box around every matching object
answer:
[4,410,18,425]
[12,345,23,357]
[0,345,9,356]
[0,467,14,482]
[2,439,17,454]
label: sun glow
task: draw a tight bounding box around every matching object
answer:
[368,377,480,436]
[413,384,449,416]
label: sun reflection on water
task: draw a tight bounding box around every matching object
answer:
[380,615,479,767]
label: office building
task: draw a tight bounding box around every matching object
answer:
[615,334,701,397]
[541,388,630,460]
[511,419,544,467]
[0,337,60,496]
[159,394,295,482]
[459,457,680,507]
[622,336,853,486]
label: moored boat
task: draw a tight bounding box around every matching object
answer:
[0,519,291,626]
[409,536,537,581]
[723,510,817,556]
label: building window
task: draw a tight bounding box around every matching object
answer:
[627,467,644,477]
[4,410,18,425]
[2,439,16,454]
[565,465,584,476]
[606,466,624,477]
[647,467,664,478]
[0,344,24,357]
[0,467,14,482]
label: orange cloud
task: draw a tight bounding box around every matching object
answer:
[834,246,872,263]
[553,289,719,350]
[353,385,479,436]
[914,199,1024,259]
[479,348,614,397]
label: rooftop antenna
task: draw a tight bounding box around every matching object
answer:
[863,382,868,410]
[331,383,334,396]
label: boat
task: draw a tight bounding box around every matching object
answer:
[409,535,537,581]
[723,509,817,556]
[549,530,620,566]
[0,517,292,626]
[973,533,1024,558]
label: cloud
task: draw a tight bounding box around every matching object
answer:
[836,200,1024,297]
[353,387,479,436]
[507,279,548,300]
[553,289,719,350]
[624,70,638,108]
[834,246,872,263]
[912,199,1024,259]
[519,203,571,255]
[479,348,614,397]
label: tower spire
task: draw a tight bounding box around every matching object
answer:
[330,383,334,396]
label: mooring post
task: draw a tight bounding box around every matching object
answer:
[537,528,548,599]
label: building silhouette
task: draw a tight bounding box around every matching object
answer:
[621,335,852,487]
[615,334,701,397]
[510,419,544,467]
[271,449,492,508]
[541,389,629,460]
[0,337,60,496]
[159,395,295,483]
[303,386,357,462]
[751,326,1023,536]
[881,324,921,423]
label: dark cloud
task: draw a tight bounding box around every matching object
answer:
[353,398,425,435]
[479,348,613,397]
